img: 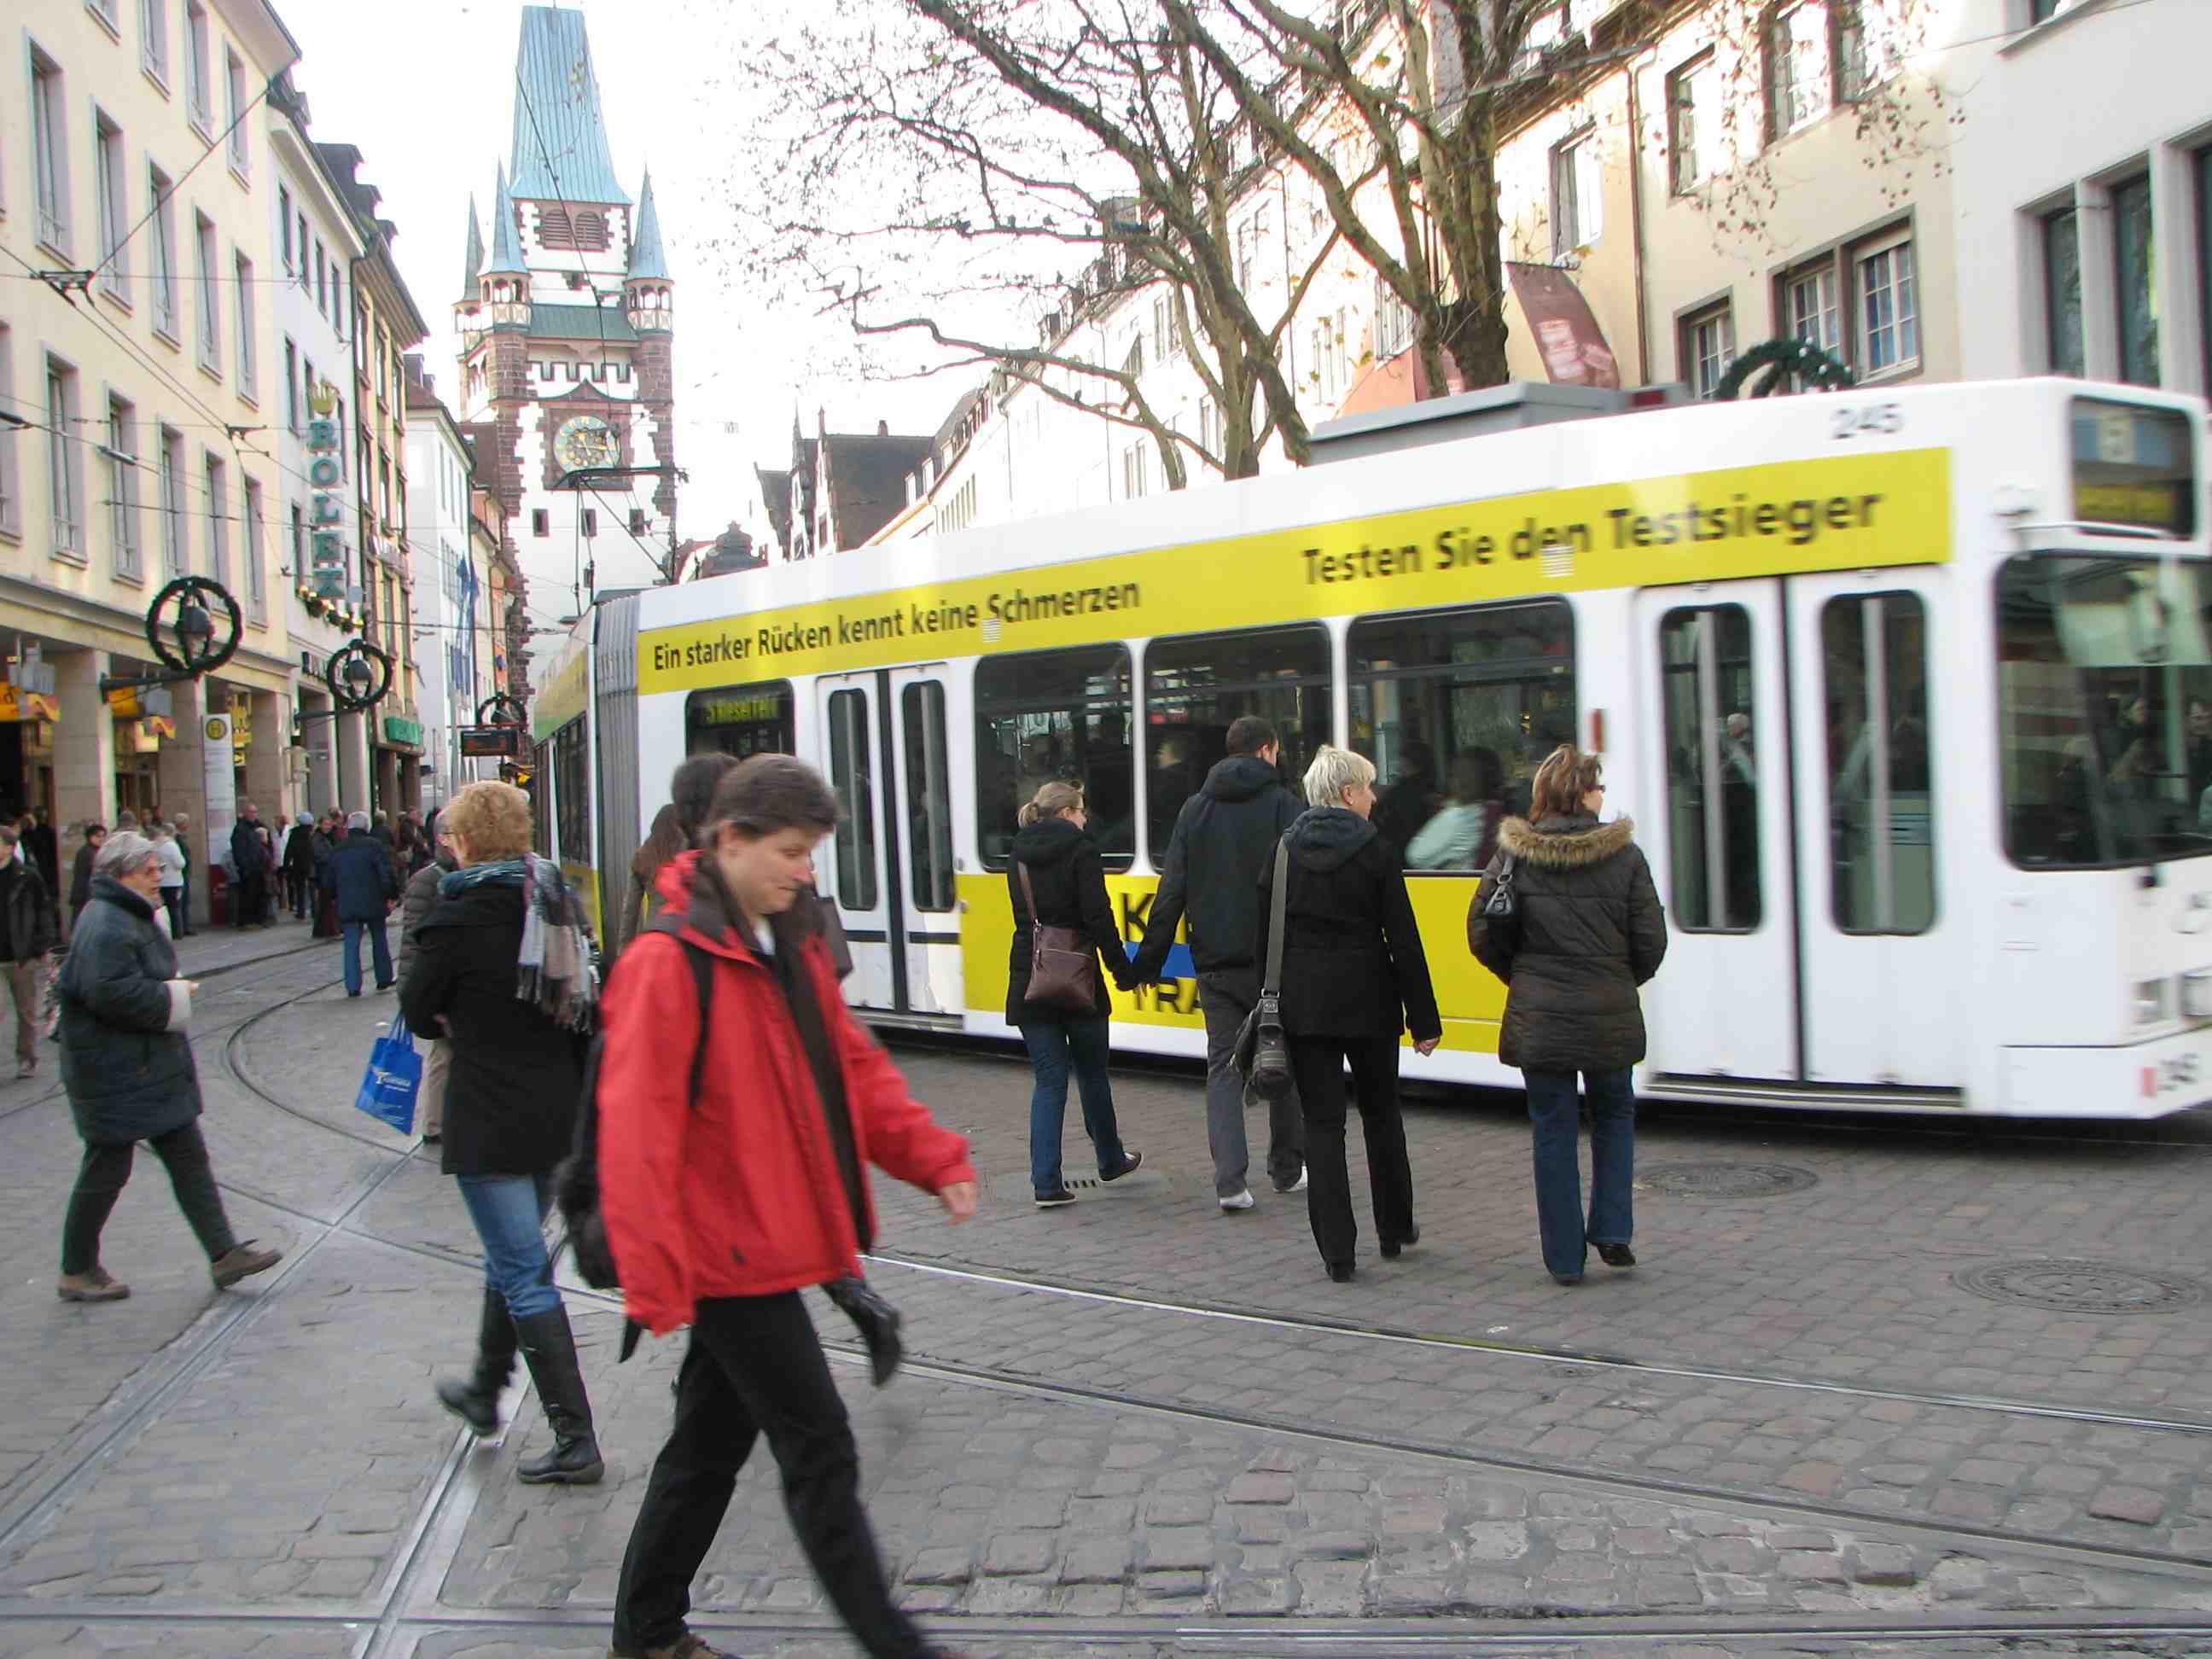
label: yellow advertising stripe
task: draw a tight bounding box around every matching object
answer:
[642,449,1951,694]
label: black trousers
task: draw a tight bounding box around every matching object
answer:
[611,1292,930,1658]
[233,873,265,928]
[1289,1033,1414,1270]
[61,1121,236,1275]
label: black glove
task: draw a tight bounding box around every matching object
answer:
[824,1275,903,1388]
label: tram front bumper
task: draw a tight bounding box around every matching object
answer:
[2003,1025,2212,1119]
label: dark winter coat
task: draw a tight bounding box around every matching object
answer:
[67,840,97,911]
[1253,806,1441,1043]
[1131,754,1302,997]
[320,830,399,923]
[398,876,586,1179]
[230,818,269,877]
[0,859,56,962]
[58,877,200,1145]
[1468,816,1668,1075]
[282,824,315,878]
[395,852,457,980]
[1004,816,1133,1024]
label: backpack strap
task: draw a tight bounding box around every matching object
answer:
[640,913,715,1098]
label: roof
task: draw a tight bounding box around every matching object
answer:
[526,304,637,344]
[461,195,484,295]
[486,164,527,275]
[627,171,671,282]
[755,466,793,551]
[509,7,630,206]
[823,433,934,551]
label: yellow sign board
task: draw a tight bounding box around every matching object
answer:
[639,449,1952,694]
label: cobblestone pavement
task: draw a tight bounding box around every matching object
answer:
[4,971,2212,1656]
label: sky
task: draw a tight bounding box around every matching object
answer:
[279,0,967,547]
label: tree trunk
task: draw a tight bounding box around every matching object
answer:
[1443,97,1511,391]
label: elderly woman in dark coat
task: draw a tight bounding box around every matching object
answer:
[54,832,281,1302]
[1470,744,1668,1285]
[1254,745,1441,1283]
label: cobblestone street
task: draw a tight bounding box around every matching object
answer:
[4,923,2212,1656]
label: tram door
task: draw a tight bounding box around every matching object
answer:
[889,667,960,1016]
[1633,585,1799,1080]
[819,675,897,1010]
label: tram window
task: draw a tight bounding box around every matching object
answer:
[1998,555,2212,869]
[1659,606,1762,930]
[975,644,1134,870]
[1144,626,1329,862]
[1348,601,1574,871]
[530,741,552,853]
[552,717,590,865]
[1823,593,1936,934]
[903,681,955,912]
[685,681,794,759]
[826,690,878,911]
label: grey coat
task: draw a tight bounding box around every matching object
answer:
[59,877,200,1145]
[395,853,456,981]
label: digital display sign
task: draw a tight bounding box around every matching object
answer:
[2072,399,2197,538]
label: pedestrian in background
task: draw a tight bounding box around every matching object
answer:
[55,831,280,1303]
[600,754,977,1659]
[1132,714,1305,1212]
[618,753,742,958]
[397,824,459,1144]
[1470,744,1667,1286]
[322,812,399,995]
[1006,778,1141,1208]
[152,822,187,940]
[283,814,315,920]
[28,807,58,895]
[67,823,105,938]
[1256,746,1441,1284]
[310,813,341,938]
[0,824,56,1080]
[170,812,193,935]
[230,803,269,930]
[400,782,600,1484]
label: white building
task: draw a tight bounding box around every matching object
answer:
[402,364,481,810]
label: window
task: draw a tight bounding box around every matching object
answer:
[148,166,178,338]
[1349,602,1574,869]
[685,682,795,760]
[279,185,293,269]
[2112,174,2157,386]
[243,479,265,621]
[581,508,598,538]
[903,681,955,912]
[284,337,300,430]
[90,0,119,31]
[531,509,549,537]
[628,508,646,535]
[1784,262,1841,375]
[224,49,248,173]
[1551,127,1603,258]
[1198,395,1220,458]
[194,212,220,373]
[1375,276,1415,360]
[975,644,1134,867]
[141,0,168,81]
[934,475,978,536]
[573,209,608,252]
[1235,216,1258,291]
[31,45,70,253]
[552,718,589,861]
[204,454,227,585]
[2042,207,2084,377]
[1683,301,1736,398]
[1767,1,1831,140]
[46,359,84,558]
[294,212,307,287]
[1145,626,1330,864]
[0,327,16,537]
[1823,592,1933,932]
[234,253,256,395]
[289,501,303,583]
[2029,0,2066,19]
[1668,52,1718,193]
[1121,442,1150,499]
[826,690,880,911]
[159,426,184,575]
[1659,605,1761,928]
[107,396,142,579]
[95,114,128,300]
[1856,235,1918,374]
[184,2,212,132]
[314,241,326,314]
[1834,0,1898,100]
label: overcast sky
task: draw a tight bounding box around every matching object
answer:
[281,0,965,546]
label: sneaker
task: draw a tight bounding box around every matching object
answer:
[15,1058,33,1080]
[57,1266,130,1302]
[1102,1150,1143,1183]
[609,1633,739,1659]
[210,1241,282,1289]
[1272,1167,1308,1194]
[1219,1189,1255,1212]
[1034,1188,1077,1208]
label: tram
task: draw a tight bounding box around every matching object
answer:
[527,630,604,940]
[591,377,2209,1119]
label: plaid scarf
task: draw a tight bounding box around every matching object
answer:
[441,854,599,1031]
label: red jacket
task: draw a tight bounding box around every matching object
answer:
[598,852,975,1335]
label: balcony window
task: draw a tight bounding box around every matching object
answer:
[95,113,129,301]
[149,166,178,339]
[141,0,169,83]
[108,396,142,580]
[195,213,221,373]
[2044,207,2083,377]
[184,2,212,132]
[224,49,249,174]
[31,45,71,254]
[2112,174,2158,386]
[159,427,185,577]
[46,359,83,559]
[235,253,257,397]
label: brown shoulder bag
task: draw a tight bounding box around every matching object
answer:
[1016,860,1099,1015]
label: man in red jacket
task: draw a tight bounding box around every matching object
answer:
[599,755,978,1659]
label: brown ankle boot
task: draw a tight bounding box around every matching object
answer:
[57,1266,130,1302]
[211,1241,282,1289]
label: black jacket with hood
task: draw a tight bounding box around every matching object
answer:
[1131,754,1301,995]
[1468,815,1668,1074]
[1253,806,1441,1043]
[1004,816,1133,1024]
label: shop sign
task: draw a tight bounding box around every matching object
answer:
[306,380,350,602]
[382,714,424,747]
[0,686,61,723]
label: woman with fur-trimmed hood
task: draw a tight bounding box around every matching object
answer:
[1469,745,1667,1286]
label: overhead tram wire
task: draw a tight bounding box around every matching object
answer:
[82,76,278,288]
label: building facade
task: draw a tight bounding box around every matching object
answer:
[401,359,477,810]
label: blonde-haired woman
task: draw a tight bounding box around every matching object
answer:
[1006,779,1141,1208]
[1470,745,1667,1285]
[399,781,602,1483]
[1254,746,1441,1282]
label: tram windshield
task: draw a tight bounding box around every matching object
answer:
[2000,554,2212,868]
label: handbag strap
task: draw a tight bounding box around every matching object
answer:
[1015,859,1039,934]
[1262,840,1289,998]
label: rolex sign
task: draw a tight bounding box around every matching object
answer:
[306,380,348,602]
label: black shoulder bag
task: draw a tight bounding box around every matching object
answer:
[1232,841,1295,1103]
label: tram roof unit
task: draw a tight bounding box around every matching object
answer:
[633,378,2205,693]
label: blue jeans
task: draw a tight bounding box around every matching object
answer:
[341,918,392,995]
[1524,1068,1636,1281]
[456,1170,562,1319]
[1021,1019,1126,1197]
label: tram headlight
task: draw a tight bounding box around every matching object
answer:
[2135,978,2173,1027]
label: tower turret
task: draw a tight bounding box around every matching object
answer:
[480,164,529,329]
[624,170,672,334]
[455,195,485,341]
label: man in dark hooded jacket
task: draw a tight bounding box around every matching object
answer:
[1132,716,1305,1210]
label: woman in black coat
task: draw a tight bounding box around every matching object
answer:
[54,832,279,1301]
[1254,746,1441,1283]
[398,781,600,1486]
[1470,745,1668,1285]
[1005,780,1140,1208]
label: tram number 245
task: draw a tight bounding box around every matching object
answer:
[1831,403,1906,441]
[2145,1054,2202,1099]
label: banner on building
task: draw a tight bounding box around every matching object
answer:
[1507,262,1621,390]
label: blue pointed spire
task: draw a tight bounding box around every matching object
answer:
[461,195,484,295]
[509,7,629,206]
[486,164,526,275]
[626,170,670,282]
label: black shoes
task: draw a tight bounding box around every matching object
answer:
[1326,1262,1355,1283]
[1596,1242,1637,1268]
[824,1275,904,1387]
[1034,1188,1076,1208]
[1102,1150,1144,1182]
[437,1286,519,1437]
[512,1307,603,1484]
[1381,1225,1421,1260]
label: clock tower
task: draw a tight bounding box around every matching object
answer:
[456,5,676,661]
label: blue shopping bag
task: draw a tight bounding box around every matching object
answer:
[353,1016,422,1135]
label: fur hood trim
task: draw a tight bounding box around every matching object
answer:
[1498,816,1638,870]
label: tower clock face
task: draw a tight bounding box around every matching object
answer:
[555,415,618,471]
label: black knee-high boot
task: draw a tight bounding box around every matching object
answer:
[514,1307,603,1484]
[435,1286,519,1436]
